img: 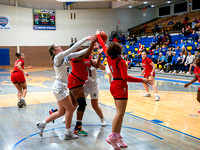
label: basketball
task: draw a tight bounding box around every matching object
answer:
[100,31,108,42]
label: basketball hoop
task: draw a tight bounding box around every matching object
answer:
[143,7,146,17]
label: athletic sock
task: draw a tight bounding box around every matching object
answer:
[42,120,47,125]
[116,133,121,138]
[75,121,82,129]
[155,93,159,96]
[65,128,71,135]
[111,132,117,139]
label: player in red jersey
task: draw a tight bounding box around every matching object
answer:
[96,30,152,150]
[141,51,160,101]
[68,37,103,136]
[184,57,200,113]
[10,53,32,108]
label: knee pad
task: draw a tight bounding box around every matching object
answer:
[77,97,87,112]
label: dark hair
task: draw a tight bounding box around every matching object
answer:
[107,42,122,58]
[15,53,22,59]
[48,44,55,60]
[142,51,147,54]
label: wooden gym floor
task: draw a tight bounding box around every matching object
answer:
[0,67,200,150]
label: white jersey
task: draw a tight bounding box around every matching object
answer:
[86,66,97,83]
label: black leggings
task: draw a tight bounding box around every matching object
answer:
[157,62,166,69]
[170,63,178,71]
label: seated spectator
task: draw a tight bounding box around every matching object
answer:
[196,38,200,51]
[167,47,172,56]
[169,52,179,73]
[156,53,166,72]
[174,40,179,48]
[177,51,186,74]
[175,46,181,56]
[188,51,200,74]
[182,47,187,56]
[179,40,185,49]
[189,30,199,43]
[161,45,167,56]
[129,35,137,45]
[152,35,157,44]
[112,36,119,43]
[168,20,174,26]
[163,35,171,47]
[173,20,181,30]
[119,34,126,45]
[183,27,192,39]
[149,43,156,55]
[151,47,159,63]
[183,15,189,25]
[157,35,163,47]
[184,51,195,74]
[165,51,173,73]
[138,43,144,55]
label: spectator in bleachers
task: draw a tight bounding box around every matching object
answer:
[190,30,199,43]
[173,20,181,31]
[177,51,186,74]
[175,46,181,56]
[163,35,171,47]
[151,47,159,63]
[184,51,195,74]
[167,47,172,56]
[155,31,159,37]
[195,38,200,51]
[149,43,156,55]
[156,53,166,72]
[169,52,179,73]
[112,35,119,43]
[183,15,189,26]
[165,51,173,73]
[157,35,163,47]
[138,43,144,55]
[188,51,199,75]
[161,45,167,56]
[174,40,179,48]
[129,35,137,45]
[182,47,187,56]
[168,20,174,26]
[119,34,126,45]
[179,40,185,49]
[161,30,166,37]
[152,35,157,44]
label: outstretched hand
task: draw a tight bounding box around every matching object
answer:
[87,35,96,41]
[184,83,189,88]
[95,29,101,35]
[98,48,103,55]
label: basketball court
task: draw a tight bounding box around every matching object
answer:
[0,67,200,150]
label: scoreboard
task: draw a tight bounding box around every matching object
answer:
[33,9,56,30]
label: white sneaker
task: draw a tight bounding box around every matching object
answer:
[64,131,79,140]
[143,93,151,97]
[179,71,182,74]
[160,70,164,73]
[36,122,46,137]
[155,95,160,101]
[186,72,190,75]
[172,70,176,73]
[62,117,65,123]
[101,119,107,127]
[168,71,172,73]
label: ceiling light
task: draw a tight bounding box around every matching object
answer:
[151,5,155,7]
[166,1,171,3]
[143,2,148,4]
[129,5,133,8]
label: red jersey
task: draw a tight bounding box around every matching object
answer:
[70,57,92,81]
[194,67,200,83]
[97,34,143,83]
[13,59,24,72]
[142,57,153,75]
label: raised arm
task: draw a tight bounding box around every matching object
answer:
[67,48,87,60]
[90,48,103,68]
[96,30,108,56]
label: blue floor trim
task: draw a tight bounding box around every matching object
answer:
[12,124,162,150]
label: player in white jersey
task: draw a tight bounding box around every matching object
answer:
[36,35,96,140]
[83,57,107,126]
[103,57,112,84]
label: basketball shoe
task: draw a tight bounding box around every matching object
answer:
[106,135,121,150]
[36,122,46,137]
[117,136,127,148]
[73,126,88,136]
[64,131,79,140]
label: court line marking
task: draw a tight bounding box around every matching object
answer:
[98,102,200,141]
[12,124,163,150]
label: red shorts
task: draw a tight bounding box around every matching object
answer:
[110,80,128,100]
[11,71,25,84]
[68,73,85,90]
[144,72,155,78]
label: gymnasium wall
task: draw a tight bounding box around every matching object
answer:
[0,4,156,66]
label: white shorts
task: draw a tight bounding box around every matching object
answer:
[106,64,111,74]
[52,80,69,101]
[84,81,99,99]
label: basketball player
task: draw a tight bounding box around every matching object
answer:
[96,30,152,150]
[11,53,32,108]
[184,57,200,113]
[68,37,103,136]
[141,51,160,101]
[36,35,96,140]
[103,57,112,84]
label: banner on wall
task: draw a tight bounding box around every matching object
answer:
[0,16,10,29]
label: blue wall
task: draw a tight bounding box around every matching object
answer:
[0,49,10,66]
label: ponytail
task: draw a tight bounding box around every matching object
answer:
[48,44,55,60]
[15,53,22,59]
